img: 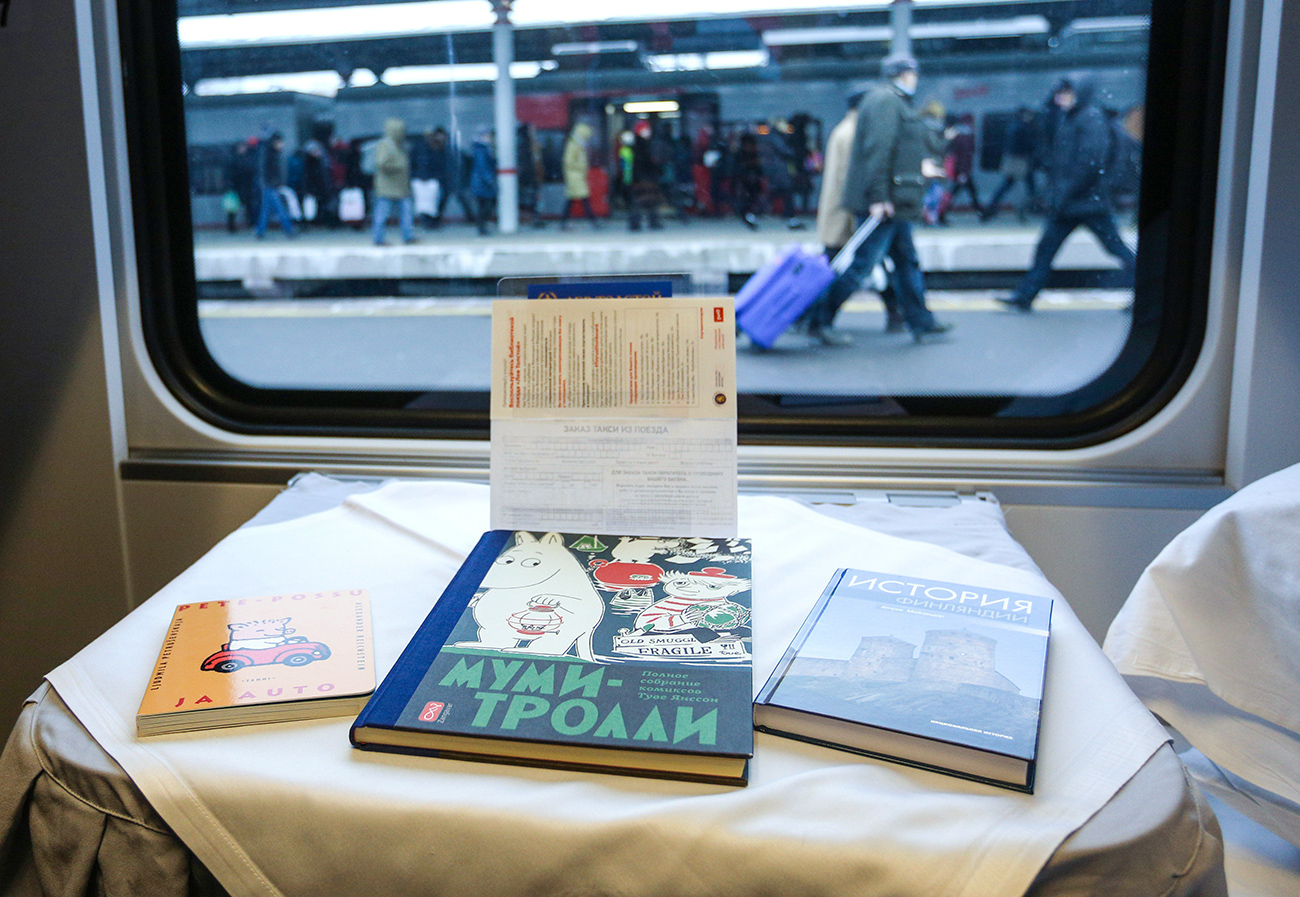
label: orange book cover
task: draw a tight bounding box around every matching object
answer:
[137,589,374,735]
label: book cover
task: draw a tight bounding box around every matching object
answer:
[754,569,1052,792]
[351,531,753,785]
[137,589,375,736]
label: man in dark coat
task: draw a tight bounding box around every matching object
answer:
[808,54,952,345]
[998,79,1137,312]
[227,139,258,230]
[255,131,296,239]
[627,119,663,231]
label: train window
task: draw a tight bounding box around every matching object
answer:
[126,0,1227,447]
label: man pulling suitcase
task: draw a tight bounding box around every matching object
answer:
[807,54,954,346]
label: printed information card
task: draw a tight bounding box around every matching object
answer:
[490,296,737,537]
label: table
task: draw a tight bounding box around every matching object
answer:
[0,476,1227,897]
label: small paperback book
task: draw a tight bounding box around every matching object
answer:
[137,590,375,736]
[754,569,1052,792]
[351,531,753,785]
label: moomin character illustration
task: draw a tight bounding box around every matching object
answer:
[631,568,752,635]
[456,531,605,661]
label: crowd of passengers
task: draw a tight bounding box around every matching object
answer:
[213,57,1146,350]
[215,85,1142,243]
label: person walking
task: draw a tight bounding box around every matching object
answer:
[814,55,953,345]
[469,128,498,236]
[627,120,662,232]
[998,79,1136,312]
[255,132,296,240]
[410,128,443,228]
[804,91,902,342]
[758,119,800,229]
[982,106,1038,221]
[938,113,984,222]
[371,117,415,245]
[227,139,258,231]
[517,122,544,229]
[733,131,763,230]
[299,123,334,228]
[426,128,476,228]
[919,101,948,225]
[560,122,598,230]
[788,112,816,218]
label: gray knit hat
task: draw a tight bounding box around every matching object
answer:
[881,53,919,78]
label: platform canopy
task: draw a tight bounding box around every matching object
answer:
[175,0,1151,83]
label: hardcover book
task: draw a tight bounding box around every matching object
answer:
[754,568,1052,792]
[351,531,753,785]
[137,589,375,736]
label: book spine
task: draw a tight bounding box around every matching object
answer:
[351,530,512,736]
[754,568,845,705]
[146,612,186,696]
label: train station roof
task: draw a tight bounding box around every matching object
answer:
[176,0,1150,89]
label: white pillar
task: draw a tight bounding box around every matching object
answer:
[492,0,519,234]
[890,0,913,59]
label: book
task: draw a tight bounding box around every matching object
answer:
[754,568,1052,792]
[351,530,753,785]
[137,589,375,736]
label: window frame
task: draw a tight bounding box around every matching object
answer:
[124,0,1231,450]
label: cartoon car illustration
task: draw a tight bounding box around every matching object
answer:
[201,636,331,673]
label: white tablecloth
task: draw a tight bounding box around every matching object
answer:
[46,481,1170,897]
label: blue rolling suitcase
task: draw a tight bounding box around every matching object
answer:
[734,246,836,349]
[735,217,880,349]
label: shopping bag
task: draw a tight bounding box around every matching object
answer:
[278,187,303,221]
[735,246,837,349]
[412,178,441,217]
[338,187,365,222]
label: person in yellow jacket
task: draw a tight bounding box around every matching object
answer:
[561,122,598,230]
[372,118,414,245]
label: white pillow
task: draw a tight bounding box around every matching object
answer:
[1104,462,1300,848]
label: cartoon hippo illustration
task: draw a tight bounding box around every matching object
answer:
[456,531,605,661]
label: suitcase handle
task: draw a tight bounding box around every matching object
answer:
[830,214,882,274]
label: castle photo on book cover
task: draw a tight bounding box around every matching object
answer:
[351,531,754,784]
[755,568,1051,791]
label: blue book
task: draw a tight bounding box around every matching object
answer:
[351,530,753,785]
[754,568,1052,792]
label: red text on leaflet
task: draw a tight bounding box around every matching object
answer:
[557,316,565,408]
[629,344,638,404]
[507,316,518,407]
